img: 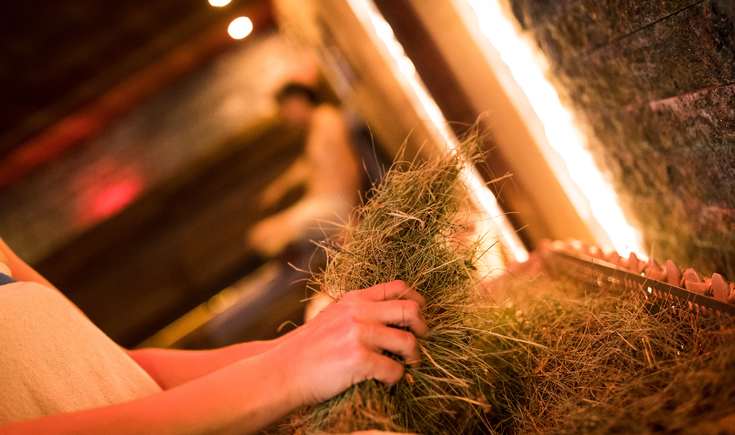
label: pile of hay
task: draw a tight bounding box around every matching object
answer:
[279,150,735,434]
[479,274,735,434]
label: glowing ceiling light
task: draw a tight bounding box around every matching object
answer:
[208,0,232,7]
[458,0,644,258]
[348,0,528,264]
[227,16,253,40]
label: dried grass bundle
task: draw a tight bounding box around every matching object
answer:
[288,152,494,434]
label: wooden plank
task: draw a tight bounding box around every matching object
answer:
[376,0,539,247]
[409,0,596,245]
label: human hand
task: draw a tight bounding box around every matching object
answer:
[259,184,283,210]
[303,291,334,322]
[246,218,290,257]
[272,280,427,406]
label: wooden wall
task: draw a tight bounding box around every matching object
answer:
[509,0,735,276]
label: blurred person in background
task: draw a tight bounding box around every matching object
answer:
[246,82,362,257]
[183,82,382,347]
[0,238,425,434]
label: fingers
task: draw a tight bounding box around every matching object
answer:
[342,281,428,337]
[353,280,426,308]
[364,352,404,385]
[362,323,421,366]
[336,280,427,390]
[365,299,428,337]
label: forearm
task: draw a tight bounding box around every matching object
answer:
[2,350,299,435]
[265,159,309,199]
[130,336,288,389]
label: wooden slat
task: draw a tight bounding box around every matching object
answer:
[375,0,539,248]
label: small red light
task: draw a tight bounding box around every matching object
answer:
[90,178,142,221]
[77,171,144,226]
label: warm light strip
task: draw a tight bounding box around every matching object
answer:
[347,0,529,263]
[457,0,645,258]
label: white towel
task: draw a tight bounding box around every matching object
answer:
[0,282,161,423]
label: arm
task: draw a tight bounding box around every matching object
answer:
[260,157,310,208]
[2,280,427,434]
[306,107,361,196]
[3,350,298,435]
[129,337,289,389]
